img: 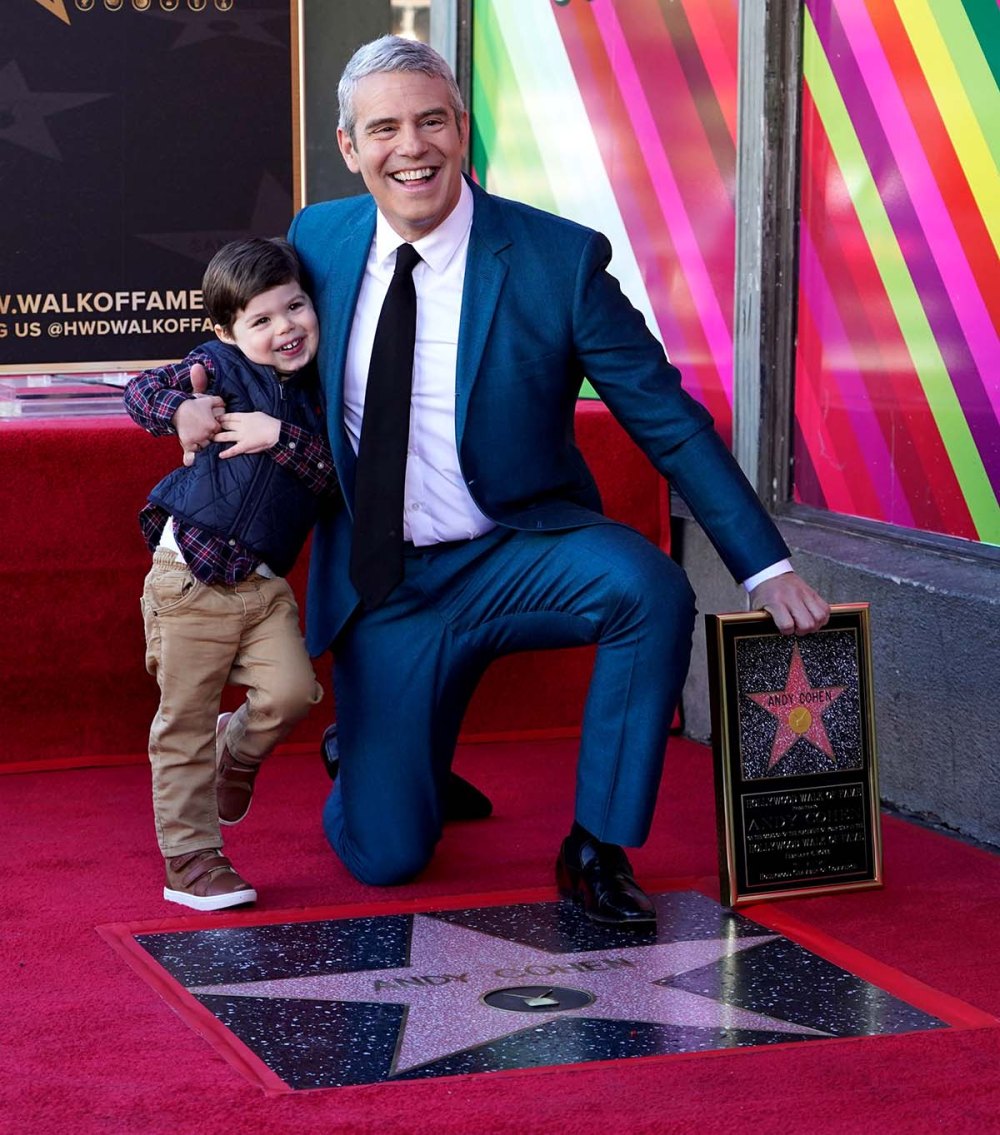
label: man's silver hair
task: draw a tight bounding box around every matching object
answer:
[338,35,465,141]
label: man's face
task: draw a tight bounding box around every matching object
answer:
[338,70,469,242]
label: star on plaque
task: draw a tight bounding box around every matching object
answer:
[747,642,845,769]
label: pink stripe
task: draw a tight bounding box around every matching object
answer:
[838,0,1000,419]
[799,223,917,527]
[555,5,728,420]
[794,329,858,515]
[681,0,738,142]
[591,2,734,394]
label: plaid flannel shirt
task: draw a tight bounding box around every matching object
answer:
[124,348,339,585]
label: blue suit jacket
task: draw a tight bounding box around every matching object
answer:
[289,178,789,656]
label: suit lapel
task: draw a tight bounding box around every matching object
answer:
[318,203,376,504]
[455,181,511,444]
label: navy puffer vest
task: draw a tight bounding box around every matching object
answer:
[148,341,324,577]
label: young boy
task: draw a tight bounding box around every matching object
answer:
[125,237,340,912]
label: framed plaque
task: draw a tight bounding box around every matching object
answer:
[706,603,882,908]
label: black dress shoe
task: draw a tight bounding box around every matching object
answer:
[320,723,341,781]
[556,835,656,927]
[443,772,493,821]
[320,724,492,822]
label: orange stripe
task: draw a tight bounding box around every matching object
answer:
[863,0,999,327]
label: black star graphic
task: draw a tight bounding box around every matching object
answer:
[148,6,287,51]
[138,171,293,264]
[0,61,108,160]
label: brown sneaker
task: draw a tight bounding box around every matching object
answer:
[215,712,261,826]
[164,848,257,911]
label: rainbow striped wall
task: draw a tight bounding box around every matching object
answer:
[797,0,999,545]
[471,0,999,546]
[470,0,740,443]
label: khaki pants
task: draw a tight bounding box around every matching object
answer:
[141,551,322,857]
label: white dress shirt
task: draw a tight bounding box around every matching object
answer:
[343,179,494,546]
[344,179,791,587]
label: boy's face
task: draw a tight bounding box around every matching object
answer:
[217,281,319,377]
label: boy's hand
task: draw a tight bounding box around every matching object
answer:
[215,412,281,458]
[173,363,225,467]
[749,572,831,636]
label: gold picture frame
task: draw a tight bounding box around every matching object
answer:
[705,603,883,908]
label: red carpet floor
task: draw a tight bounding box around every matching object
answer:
[2,736,999,1134]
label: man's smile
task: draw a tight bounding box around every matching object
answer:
[391,167,437,184]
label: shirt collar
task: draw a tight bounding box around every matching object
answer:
[373,178,474,275]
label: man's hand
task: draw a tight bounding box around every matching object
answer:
[750,572,831,636]
[172,362,225,467]
[215,412,281,458]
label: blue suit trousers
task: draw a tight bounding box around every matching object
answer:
[322,522,697,885]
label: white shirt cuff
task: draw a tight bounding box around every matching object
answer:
[742,559,793,593]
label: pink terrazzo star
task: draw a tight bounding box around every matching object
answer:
[192,915,828,1074]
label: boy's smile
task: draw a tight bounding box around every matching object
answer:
[218,281,319,377]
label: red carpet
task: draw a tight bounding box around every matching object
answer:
[3,736,999,1133]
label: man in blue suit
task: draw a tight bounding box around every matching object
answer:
[288,36,829,926]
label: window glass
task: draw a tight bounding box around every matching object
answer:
[469,0,740,443]
[795,0,999,546]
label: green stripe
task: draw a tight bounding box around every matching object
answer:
[931,0,1000,169]
[803,10,999,541]
[471,0,557,211]
[470,71,493,182]
[470,1,497,180]
[470,122,489,185]
[474,1,597,402]
[959,0,1000,91]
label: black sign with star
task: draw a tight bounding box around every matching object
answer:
[1,0,297,370]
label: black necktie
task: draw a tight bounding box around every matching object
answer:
[350,243,421,610]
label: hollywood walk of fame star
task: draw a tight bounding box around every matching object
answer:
[747,642,846,770]
[191,914,828,1075]
[0,61,108,160]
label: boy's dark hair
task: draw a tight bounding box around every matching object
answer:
[202,237,302,332]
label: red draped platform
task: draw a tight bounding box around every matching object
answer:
[1,401,668,770]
